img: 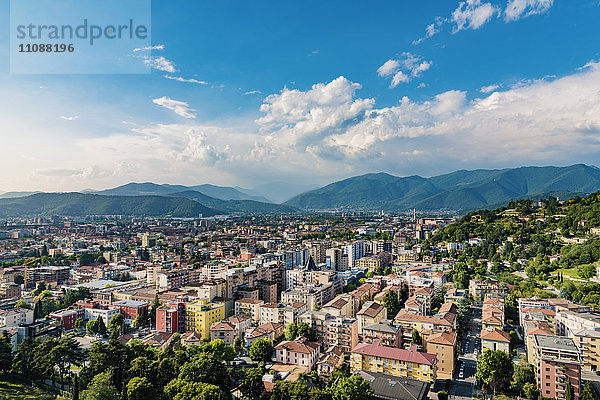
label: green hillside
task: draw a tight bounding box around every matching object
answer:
[0,193,221,218]
[285,164,600,211]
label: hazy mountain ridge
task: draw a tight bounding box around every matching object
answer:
[0,193,221,218]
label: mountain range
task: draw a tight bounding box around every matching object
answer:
[284,164,600,211]
[1,164,599,217]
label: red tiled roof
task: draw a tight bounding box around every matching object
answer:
[351,342,436,366]
[481,328,510,342]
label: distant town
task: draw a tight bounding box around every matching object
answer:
[1,193,600,400]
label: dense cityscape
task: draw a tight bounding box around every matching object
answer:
[0,192,598,399]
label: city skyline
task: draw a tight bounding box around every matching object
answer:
[1,0,600,192]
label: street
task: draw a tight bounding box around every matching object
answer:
[449,306,481,400]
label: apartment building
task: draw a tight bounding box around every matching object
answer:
[556,311,600,337]
[0,308,34,328]
[259,302,307,326]
[424,331,457,379]
[281,283,335,311]
[112,300,149,325]
[468,280,508,305]
[533,334,582,400]
[572,329,600,372]
[210,320,236,345]
[185,299,226,339]
[350,341,437,383]
[234,298,264,324]
[362,322,402,348]
[156,301,186,334]
[324,316,358,353]
[357,301,387,335]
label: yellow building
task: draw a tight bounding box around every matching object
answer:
[185,299,226,339]
[350,342,437,383]
[356,256,381,272]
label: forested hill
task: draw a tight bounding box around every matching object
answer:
[430,192,600,305]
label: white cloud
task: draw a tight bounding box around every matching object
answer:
[413,17,446,44]
[245,90,262,95]
[452,0,499,32]
[60,116,78,121]
[144,56,177,73]
[152,97,197,118]
[377,59,401,77]
[505,0,554,21]
[164,75,208,85]
[378,53,432,88]
[254,62,600,166]
[480,84,500,93]
[133,44,165,52]
[256,76,375,151]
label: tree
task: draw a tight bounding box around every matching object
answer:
[565,377,574,400]
[382,290,401,318]
[50,336,83,389]
[151,294,160,325]
[249,338,273,363]
[523,382,539,400]
[271,381,310,400]
[33,300,43,319]
[178,353,230,391]
[330,376,374,400]
[127,377,156,400]
[75,318,84,331]
[297,322,317,341]
[80,371,118,400]
[0,332,13,374]
[285,323,298,341]
[411,329,421,346]
[96,316,107,337]
[164,378,228,400]
[240,365,265,399]
[512,358,535,392]
[86,320,98,336]
[15,299,30,309]
[32,282,46,296]
[581,382,594,400]
[437,391,448,400]
[476,349,514,394]
[108,314,124,337]
[233,337,244,354]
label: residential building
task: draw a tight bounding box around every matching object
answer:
[362,322,402,348]
[245,322,284,347]
[480,328,510,353]
[274,337,321,372]
[356,371,430,400]
[533,334,582,400]
[357,301,387,335]
[259,302,307,326]
[210,320,236,345]
[324,316,358,353]
[350,341,437,383]
[112,300,149,325]
[0,308,34,328]
[234,298,264,324]
[424,331,457,379]
[185,299,226,339]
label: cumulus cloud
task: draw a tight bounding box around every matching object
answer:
[152,97,197,118]
[164,75,208,85]
[505,0,554,21]
[256,76,375,152]
[377,53,432,88]
[452,0,499,32]
[254,62,600,166]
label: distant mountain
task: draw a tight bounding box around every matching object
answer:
[166,190,298,214]
[284,164,600,211]
[92,182,270,202]
[250,182,319,203]
[0,191,41,199]
[0,193,220,218]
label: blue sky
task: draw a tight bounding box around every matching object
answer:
[0,0,600,193]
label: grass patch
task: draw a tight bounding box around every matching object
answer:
[0,381,57,399]
[551,267,582,279]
